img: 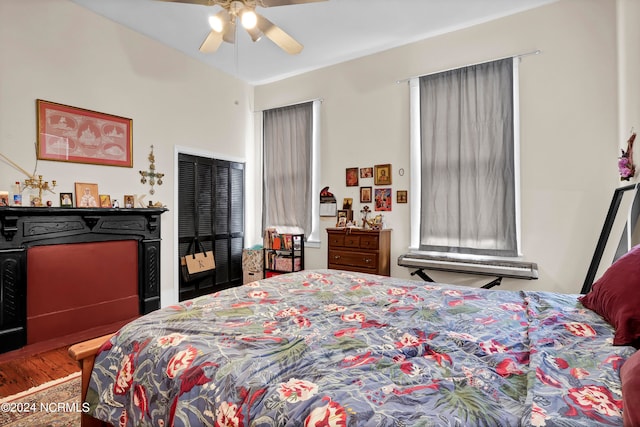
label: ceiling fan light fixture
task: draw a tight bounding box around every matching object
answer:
[246,26,263,42]
[208,14,225,33]
[241,9,258,29]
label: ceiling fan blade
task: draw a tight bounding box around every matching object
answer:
[255,13,302,54]
[223,18,236,43]
[200,30,224,53]
[155,0,217,6]
[259,0,327,7]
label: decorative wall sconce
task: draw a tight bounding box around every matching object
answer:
[139,145,164,195]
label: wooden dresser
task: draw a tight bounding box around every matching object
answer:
[327,228,391,276]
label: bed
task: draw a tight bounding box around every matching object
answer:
[71,254,640,426]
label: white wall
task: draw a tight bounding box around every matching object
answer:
[0,0,253,306]
[618,0,640,140]
[255,0,635,294]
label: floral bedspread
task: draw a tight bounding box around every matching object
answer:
[86,269,636,426]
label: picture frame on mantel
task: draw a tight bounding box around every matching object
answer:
[75,182,99,208]
[99,194,112,208]
[36,99,133,167]
[60,192,73,207]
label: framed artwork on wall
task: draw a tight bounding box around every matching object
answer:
[374,164,392,185]
[375,188,392,211]
[75,182,99,207]
[36,99,133,167]
[360,167,373,178]
[346,167,359,186]
[360,186,372,203]
[397,190,408,204]
[342,198,353,210]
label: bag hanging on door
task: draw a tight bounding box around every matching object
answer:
[180,239,215,283]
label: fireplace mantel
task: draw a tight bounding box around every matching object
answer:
[0,207,167,354]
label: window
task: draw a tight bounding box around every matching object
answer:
[262,100,320,243]
[410,57,520,257]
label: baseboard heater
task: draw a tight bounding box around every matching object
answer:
[397,253,538,289]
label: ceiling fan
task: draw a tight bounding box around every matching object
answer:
[156,0,327,55]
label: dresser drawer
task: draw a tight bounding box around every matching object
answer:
[344,234,360,248]
[328,250,378,270]
[328,233,345,247]
[359,234,379,249]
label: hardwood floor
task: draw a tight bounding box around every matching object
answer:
[0,346,80,398]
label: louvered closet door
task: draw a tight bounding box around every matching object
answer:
[178,154,244,301]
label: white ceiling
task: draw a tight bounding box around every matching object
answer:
[71,0,556,85]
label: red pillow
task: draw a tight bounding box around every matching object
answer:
[579,245,640,346]
[621,351,640,426]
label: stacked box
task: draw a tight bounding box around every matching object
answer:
[242,249,264,284]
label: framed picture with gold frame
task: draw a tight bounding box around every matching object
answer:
[397,190,408,204]
[374,164,392,185]
[74,182,99,207]
[99,194,112,208]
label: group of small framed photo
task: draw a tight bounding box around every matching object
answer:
[346,164,407,212]
[60,182,138,208]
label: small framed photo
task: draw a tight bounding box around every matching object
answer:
[75,182,99,207]
[342,198,353,210]
[360,167,373,178]
[60,192,73,207]
[124,194,135,208]
[374,164,392,185]
[346,167,359,187]
[99,194,112,208]
[374,188,392,211]
[360,186,372,203]
[397,190,408,204]
[0,191,9,206]
[337,209,349,227]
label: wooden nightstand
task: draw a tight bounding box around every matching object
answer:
[327,228,391,276]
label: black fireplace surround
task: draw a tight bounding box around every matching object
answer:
[0,207,167,354]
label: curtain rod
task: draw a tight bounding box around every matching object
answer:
[254,97,324,113]
[395,49,541,84]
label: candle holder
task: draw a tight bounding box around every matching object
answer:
[23,175,57,207]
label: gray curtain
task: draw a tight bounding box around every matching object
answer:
[419,58,517,256]
[263,102,313,236]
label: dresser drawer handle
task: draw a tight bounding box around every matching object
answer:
[333,255,341,260]
[364,258,372,263]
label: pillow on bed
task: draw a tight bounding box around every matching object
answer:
[621,350,640,426]
[579,245,640,346]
